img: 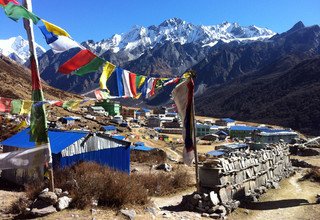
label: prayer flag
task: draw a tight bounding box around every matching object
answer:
[11,99,22,114]
[58,49,96,74]
[4,2,40,24]
[163,77,180,86]
[0,0,19,6]
[20,100,32,114]
[0,97,12,112]
[135,75,146,89]
[62,100,80,110]
[99,62,116,90]
[75,57,105,76]
[107,67,124,97]
[122,69,134,98]
[142,77,157,99]
[94,90,109,100]
[172,77,195,165]
[42,19,70,37]
[129,72,138,98]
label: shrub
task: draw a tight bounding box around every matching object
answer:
[301,167,320,183]
[54,162,149,209]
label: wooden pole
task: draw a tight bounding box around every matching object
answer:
[22,0,54,191]
[192,78,200,192]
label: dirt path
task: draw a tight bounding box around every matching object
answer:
[229,169,320,220]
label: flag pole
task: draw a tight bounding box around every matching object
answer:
[190,71,199,192]
[22,0,54,191]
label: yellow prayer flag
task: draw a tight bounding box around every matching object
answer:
[137,76,146,88]
[100,62,116,90]
[20,101,32,115]
[42,19,70,37]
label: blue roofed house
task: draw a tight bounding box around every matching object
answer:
[0,128,131,184]
[215,118,236,127]
[100,125,117,134]
[229,125,258,139]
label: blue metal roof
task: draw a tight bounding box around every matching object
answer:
[222,118,235,122]
[112,135,125,140]
[135,142,145,146]
[207,150,226,156]
[102,125,117,131]
[0,128,88,154]
[130,145,154,151]
[62,117,76,121]
[217,130,228,135]
[230,125,257,131]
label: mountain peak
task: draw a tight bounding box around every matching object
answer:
[160,18,185,27]
[287,21,305,33]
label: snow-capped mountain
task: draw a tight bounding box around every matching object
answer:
[0,36,46,64]
[83,18,275,56]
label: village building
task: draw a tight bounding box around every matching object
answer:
[162,118,181,128]
[100,125,117,134]
[146,116,161,128]
[215,118,236,127]
[137,108,152,118]
[196,123,212,137]
[153,107,167,115]
[59,117,76,125]
[0,128,131,184]
[95,100,121,116]
[252,129,298,148]
[121,106,139,119]
[229,125,258,139]
[88,106,106,115]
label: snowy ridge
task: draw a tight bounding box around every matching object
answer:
[0,36,46,64]
[84,18,276,55]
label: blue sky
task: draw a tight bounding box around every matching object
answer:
[0,0,319,49]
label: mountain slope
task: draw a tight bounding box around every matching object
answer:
[0,55,79,100]
[0,36,45,65]
[195,56,320,136]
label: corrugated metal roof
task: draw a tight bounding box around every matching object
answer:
[102,125,117,131]
[230,125,257,131]
[0,128,88,154]
[130,145,154,151]
[207,150,226,156]
[222,118,235,122]
[112,135,125,140]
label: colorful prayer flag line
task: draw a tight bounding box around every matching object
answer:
[4,2,40,24]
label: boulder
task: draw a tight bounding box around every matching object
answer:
[57,196,72,211]
[156,163,172,172]
[120,209,136,220]
[54,188,63,197]
[31,205,57,217]
[38,191,58,205]
[210,191,220,206]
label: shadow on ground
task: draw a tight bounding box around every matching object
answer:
[241,199,314,210]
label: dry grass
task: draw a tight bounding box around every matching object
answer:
[54,162,149,209]
[130,149,167,164]
[301,167,320,183]
[18,162,192,210]
[132,166,192,196]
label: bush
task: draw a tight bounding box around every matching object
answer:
[130,149,167,164]
[54,162,149,209]
[301,167,320,182]
[132,166,192,196]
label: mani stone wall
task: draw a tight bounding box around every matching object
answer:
[200,143,293,204]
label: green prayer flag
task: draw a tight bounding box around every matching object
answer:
[4,2,40,24]
[74,57,105,76]
[11,99,22,114]
[30,90,48,144]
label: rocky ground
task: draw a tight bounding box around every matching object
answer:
[0,156,319,219]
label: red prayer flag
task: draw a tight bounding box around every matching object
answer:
[58,49,96,74]
[0,97,12,112]
[0,0,19,6]
[129,72,137,97]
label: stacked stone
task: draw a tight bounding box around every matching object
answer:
[200,143,293,206]
[180,191,239,219]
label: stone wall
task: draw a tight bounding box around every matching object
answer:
[199,143,293,204]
